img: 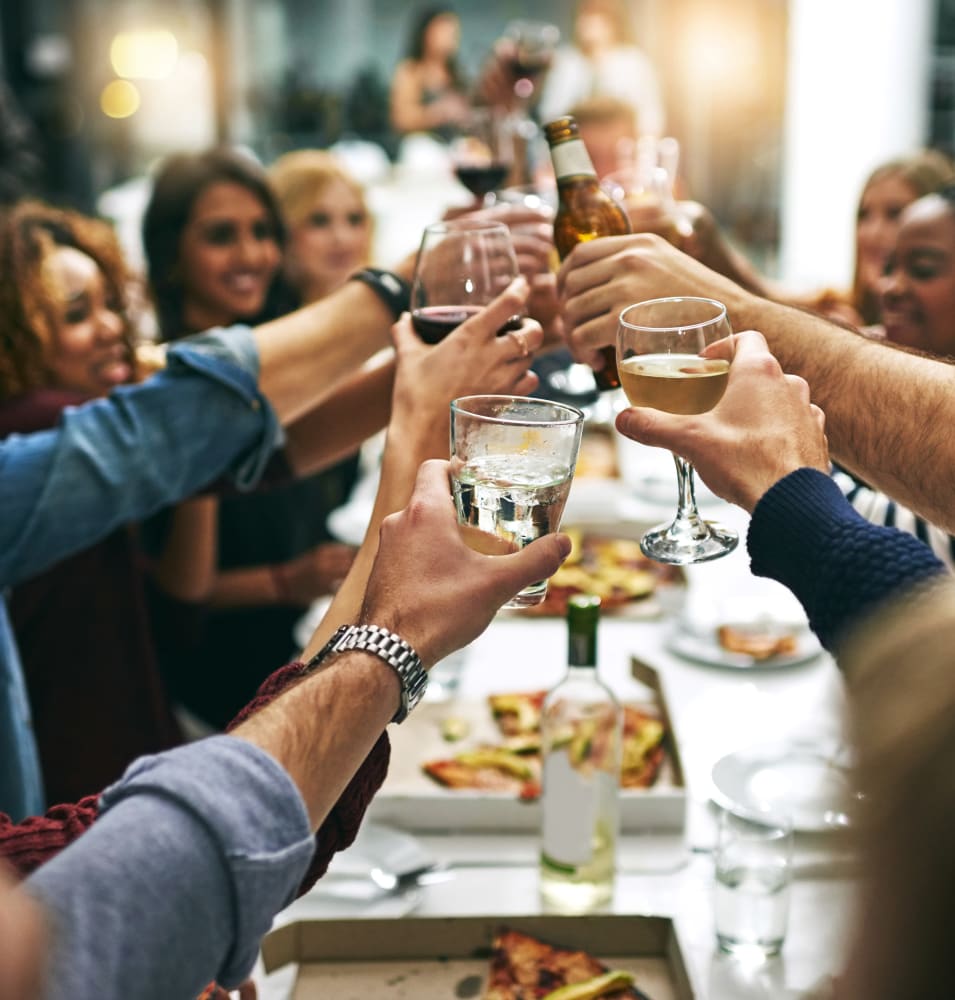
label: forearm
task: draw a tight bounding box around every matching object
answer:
[301,416,445,658]
[727,291,955,533]
[148,497,219,601]
[207,564,287,608]
[25,739,314,998]
[256,282,394,424]
[282,357,395,477]
[747,469,946,651]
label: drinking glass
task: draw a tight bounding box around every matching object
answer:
[410,220,519,344]
[616,296,737,564]
[450,108,514,207]
[503,20,560,103]
[450,395,584,609]
[714,806,793,959]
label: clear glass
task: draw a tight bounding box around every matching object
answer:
[714,806,793,959]
[616,296,738,564]
[410,221,519,344]
[450,395,584,609]
[503,20,560,103]
[450,108,515,207]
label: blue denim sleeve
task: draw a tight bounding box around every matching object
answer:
[0,325,282,588]
[25,737,315,999]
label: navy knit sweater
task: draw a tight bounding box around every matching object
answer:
[748,468,947,651]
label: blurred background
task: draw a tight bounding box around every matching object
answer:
[0,0,951,290]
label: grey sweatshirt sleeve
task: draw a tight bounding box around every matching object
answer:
[25,736,315,1000]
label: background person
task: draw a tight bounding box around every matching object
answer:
[142,147,360,731]
[389,6,471,142]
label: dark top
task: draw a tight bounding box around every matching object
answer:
[747,468,947,650]
[146,456,359,729]
[0,390,185,804]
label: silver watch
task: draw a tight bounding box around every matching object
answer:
[305,624,428,724]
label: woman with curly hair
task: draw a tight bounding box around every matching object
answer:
[0,201,193,804]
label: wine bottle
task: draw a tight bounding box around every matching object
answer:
[544,116,632,391]
[539,594,622,912]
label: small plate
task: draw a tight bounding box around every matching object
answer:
[711,742,856,832]
[666,625,822,670]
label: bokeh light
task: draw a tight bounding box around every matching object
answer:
[100,79,141,119]
[110,29,179,80]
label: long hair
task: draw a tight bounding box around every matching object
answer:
[853,149,955,325]
[142,147,290,341]
[0,201,136,400]
[405,7,463,88]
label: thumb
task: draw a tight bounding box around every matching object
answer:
[491,532,572,602]
[390,312,422,353]
[616,405,696,452]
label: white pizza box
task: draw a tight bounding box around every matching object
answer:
[262,913,696,999]
[365,663,686,833]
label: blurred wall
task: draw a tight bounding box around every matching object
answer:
[780,0,935,291]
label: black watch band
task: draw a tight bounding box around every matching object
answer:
[349,267,411,320]
[303,623,428,724]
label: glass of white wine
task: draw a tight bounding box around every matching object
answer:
[616,296,737,564]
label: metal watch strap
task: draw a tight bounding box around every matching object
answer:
[304,623,428,724]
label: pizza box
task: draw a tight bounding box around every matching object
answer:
[366,663,686,833]
[262,913,696,999]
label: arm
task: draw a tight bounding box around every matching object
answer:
[22,462,571,1000]
[560,233,955,533]
[147,497,219,601]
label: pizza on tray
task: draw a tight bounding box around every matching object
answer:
[519,530,684,618]
[484,927,652,1000]
[422,692,666,797]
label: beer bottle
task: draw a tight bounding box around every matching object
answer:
[544,116,631,391]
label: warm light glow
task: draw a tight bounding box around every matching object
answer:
[680,10,760,91]
[110,29,179,80]
[100,79,141,118]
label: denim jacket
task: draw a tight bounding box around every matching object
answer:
[0,326,281,820]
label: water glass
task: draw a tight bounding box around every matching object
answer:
[450,395,584,609]
[714,806,793,959]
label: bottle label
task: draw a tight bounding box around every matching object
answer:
[550,138,597,181]
[541,752,608,865]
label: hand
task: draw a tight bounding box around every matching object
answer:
[474,38,521,112]
[615,330,830,512]
[390,276,542,441]
[359,459,572,665]
[558,233,742,372]
[199,980,257,1000]
[279,543,358,605]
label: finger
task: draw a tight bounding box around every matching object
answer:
[390,312,423,354]
[566,313,616,367]
[810,402,826,431]
[491,532,573,600]
[615,405,693,452]
[406,458,454,512]
[511,370,540,396]
[451,276,529,344]
[783,372,812,404]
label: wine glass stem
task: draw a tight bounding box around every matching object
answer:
[671,454,710,539]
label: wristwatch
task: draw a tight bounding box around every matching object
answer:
[348,267,411,320]
[304,623,428,724]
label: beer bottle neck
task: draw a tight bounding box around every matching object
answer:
[550,137,597,182]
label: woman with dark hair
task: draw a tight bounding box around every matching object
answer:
[142,147,359,732]
[389,6,470,140]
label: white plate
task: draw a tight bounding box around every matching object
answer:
[711,742,856,832]
[666,625,822,670]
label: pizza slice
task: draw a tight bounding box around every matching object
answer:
[620,707,666,789]
[488,691,547,736]
[422,747,541,799]
[717,623,798,660]
[484,928,652,1000]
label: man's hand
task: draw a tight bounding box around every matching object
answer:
[557,233,742,371]
[360,459,572,666]
[615,331,829,512]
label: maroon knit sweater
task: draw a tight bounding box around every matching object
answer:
[0,661,391,894]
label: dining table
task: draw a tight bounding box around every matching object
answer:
[253,438,861,1000]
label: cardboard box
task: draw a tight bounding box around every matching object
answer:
[367,665,686,833]
[262,913,696,999]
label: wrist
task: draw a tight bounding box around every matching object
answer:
[349,268,411,321]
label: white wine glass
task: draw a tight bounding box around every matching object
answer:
[616,296,737,564]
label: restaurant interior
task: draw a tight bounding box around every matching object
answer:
[2,1,955,998]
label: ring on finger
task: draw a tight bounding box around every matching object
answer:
[508,328,529,358]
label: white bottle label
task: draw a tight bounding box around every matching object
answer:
[541,752,600,866]
[550,138,596,181]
